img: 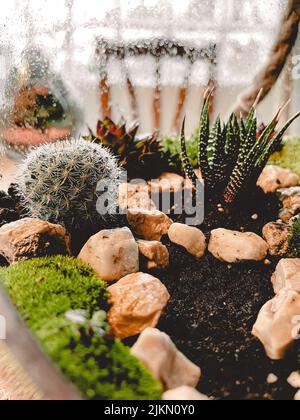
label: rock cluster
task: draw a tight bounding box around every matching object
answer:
[4,163,300,399]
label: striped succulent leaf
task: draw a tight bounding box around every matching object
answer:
[208,117,228,188]
[225,114,240,173]
[198,96,214,188]
[256,110,300,171]
[237,114,257,164]
[181,92,300,205]
[180,117,198,188]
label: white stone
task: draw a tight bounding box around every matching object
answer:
[257,165,299,194]
[127,209,173,241]
[168,223,206,258]
[149,172,185,194]
[267,374,278,384]
[208,228,268,263]
[252,289,300,360]
[137,240,169,270]
[108,274,170,339]
[294,390,300,401]
[163,386,209,401]
[118,182,156,211]
[131,328,201,391]
[78,227,139,282]
[287,371,300,388]
[271,259,300,294]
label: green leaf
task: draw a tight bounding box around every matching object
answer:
[198,98,211,176]
[180,117,198,187]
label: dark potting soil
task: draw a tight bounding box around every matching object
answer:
[1,183,299,400]
[157,248,299,401]
[72,186,300,400]
[0,184,25,227]
[152,188,300,401]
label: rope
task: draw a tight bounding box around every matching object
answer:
[231,0,300,116]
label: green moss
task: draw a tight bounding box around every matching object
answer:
[287,217,300,258]
[0,256,162,400]
[268,137,300,179]
[160,132,199,172]
[161,135,300,180]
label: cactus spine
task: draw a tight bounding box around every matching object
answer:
[19,139,123,228]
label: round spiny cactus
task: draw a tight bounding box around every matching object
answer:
[19,139,123,229]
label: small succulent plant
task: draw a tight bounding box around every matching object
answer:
[65,309,108,338]
[181,91,300,204]
[19,139,122,229]
[85,117,170,179]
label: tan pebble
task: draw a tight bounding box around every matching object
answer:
[127,209,173,241]
[108,273,170,339]
[287,371,300,388]
[294,390,300,401]
[78,227,139,282]
[163,386,209,401]
[271,259,300,294]
[168,223,206,258]
[267,374,278,384]
[0,218,70,264]
[208,228,268,263]
[252,289,300,360]
[131,328,201,391]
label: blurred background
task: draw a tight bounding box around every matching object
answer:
[0,0,299,187]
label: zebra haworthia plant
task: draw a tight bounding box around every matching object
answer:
[181,92,300,204]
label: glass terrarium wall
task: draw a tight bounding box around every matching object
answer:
[96,0,296,136]
[0,0,297,139]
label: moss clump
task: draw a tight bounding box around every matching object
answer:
[0,256,162,400]
[287,217,300,258]
[160,133,198,172]
[269,137,300,178]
